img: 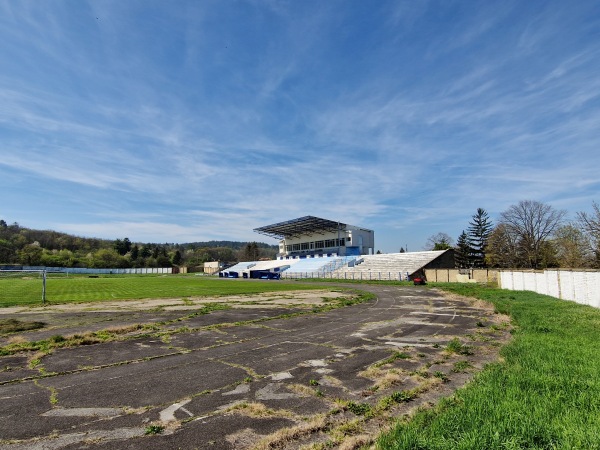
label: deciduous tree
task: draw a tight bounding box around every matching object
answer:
[425,233,454,251]
[499,200,565,269]
[486,224,521,268]
[553,224,592,268]
[577,201,600,267]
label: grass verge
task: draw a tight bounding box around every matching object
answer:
[0,275,332,307]
[377,283,600,450]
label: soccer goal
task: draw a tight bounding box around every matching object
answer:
[0,270,47,306]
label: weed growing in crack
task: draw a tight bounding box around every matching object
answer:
[346,401,372,416]
[144,425,164,435]
[445,337,474,356]
[433,371,450,382]
[452,361,473,373]
[375,351,411,368]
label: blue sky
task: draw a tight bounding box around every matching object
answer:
[1,0,599,253]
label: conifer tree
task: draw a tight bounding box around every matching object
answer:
[467,208,493,268]
[455,231,471,268]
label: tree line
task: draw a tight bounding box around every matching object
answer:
[0,220,276,269]
[425,200,600,269]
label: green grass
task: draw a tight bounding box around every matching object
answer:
[0,318,46,335]
[377,284,600,450]
[0,275,332,307]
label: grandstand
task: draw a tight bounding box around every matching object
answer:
[254,216,374,258]
[330,250,453,280]
[218,215,454,280]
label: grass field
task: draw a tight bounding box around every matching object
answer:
[377,283,600,450]
[0,274,327,307]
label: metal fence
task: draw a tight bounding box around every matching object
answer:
[2,266,173,275]
[0,267,174,306]
[280,271,410,281]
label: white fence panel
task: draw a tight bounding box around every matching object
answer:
[544,271,560,298]
[560,271,575,302]
[522,272,537,292]
[500,269,600,309]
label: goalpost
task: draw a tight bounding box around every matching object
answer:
[0,270,47,305]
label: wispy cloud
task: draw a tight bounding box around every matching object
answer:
[1,0,598,251]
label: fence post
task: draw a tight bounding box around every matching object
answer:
[42,270,46,305]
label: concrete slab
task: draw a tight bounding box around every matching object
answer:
[0,285,510,449]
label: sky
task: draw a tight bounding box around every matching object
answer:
[1,0,599,253]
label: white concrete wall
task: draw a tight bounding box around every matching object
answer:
[499,270,600,309]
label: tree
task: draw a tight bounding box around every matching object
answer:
[114,238,132,256]
[17,243,43,266]
[0,239,15,263]
[499,200,566,269]
[172,250,182,266]
[467,208,493,268]
[140,245,152,258]
[486,224,521,268]
[399,247,405,253]
[577,201,600,267]
[455,231,471,268]
[240,242,260,261]
[91,249,127,268]
[553,224,593,268]
[425,233,454,251]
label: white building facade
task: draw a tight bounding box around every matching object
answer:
[254,216,374,259]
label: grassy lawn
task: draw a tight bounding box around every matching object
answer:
[0,274,329,307]
[377,283,600,450]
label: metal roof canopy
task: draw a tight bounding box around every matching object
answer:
[254,216,346,239]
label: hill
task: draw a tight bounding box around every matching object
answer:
[0,220,277,269]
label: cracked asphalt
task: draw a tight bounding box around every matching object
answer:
[0,284,511,449]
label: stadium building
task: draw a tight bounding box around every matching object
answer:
[253,216,374,259]
[219,215,454,280]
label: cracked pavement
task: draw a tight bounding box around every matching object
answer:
[0,284,511,449]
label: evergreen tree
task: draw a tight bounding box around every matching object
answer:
[140,245,152,258]
[455,231,471,268]
[172,250,183,266]
[467,208,493,268]
[240,242,260,261]
[114,238,132,256]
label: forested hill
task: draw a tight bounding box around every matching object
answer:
[0,220,277,269]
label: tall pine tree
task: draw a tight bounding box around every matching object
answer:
[467,208,493,268]
[455,231,471,268]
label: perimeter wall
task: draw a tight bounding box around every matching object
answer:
[424,269,498,284]
[498,269,600,309]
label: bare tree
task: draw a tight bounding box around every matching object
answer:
[499,200,566,269]
[424,232,454,251]
[577,201,600,267]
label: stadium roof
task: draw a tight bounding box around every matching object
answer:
[254,216,347,239]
